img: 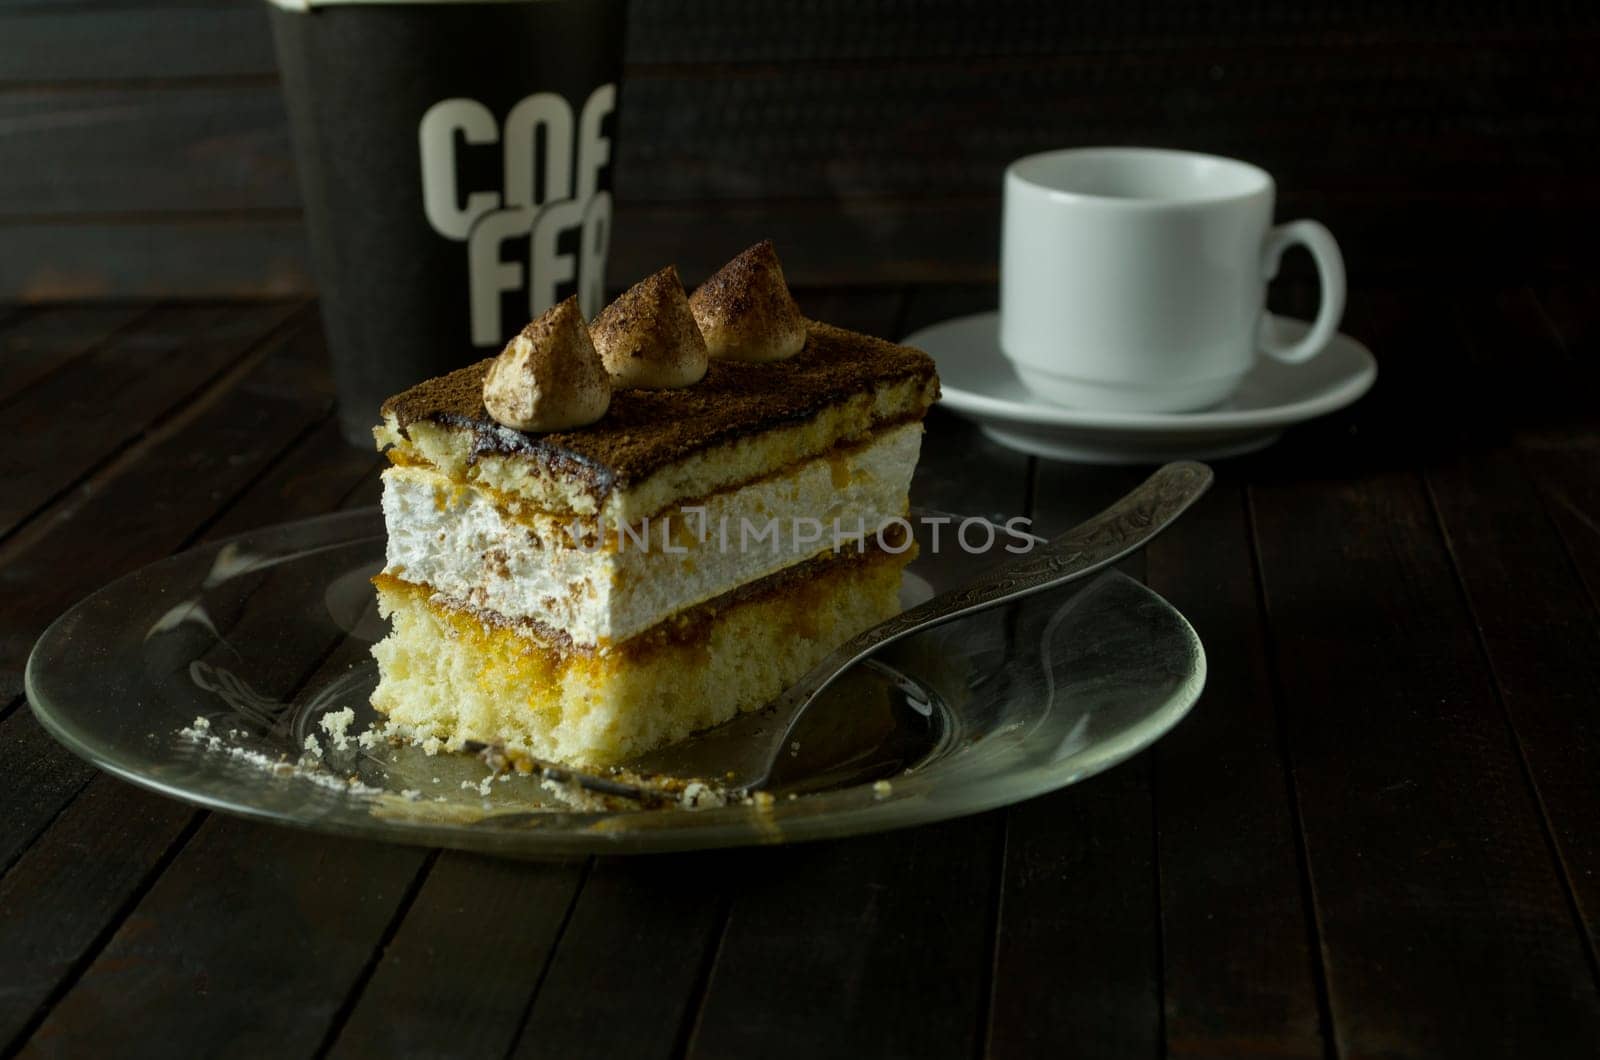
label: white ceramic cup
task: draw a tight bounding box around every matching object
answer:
[1000,147,1345,412]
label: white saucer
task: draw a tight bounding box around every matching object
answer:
[902,311,1377,464]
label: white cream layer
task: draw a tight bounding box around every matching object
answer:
[381,422,921,648]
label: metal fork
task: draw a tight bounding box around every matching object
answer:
[537,460,1213,803]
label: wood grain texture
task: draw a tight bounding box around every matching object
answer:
[326,853,587,1059]
[1425,437,1600,965]
[0,86,296,215]
[1145,477,1326,1058]
[0,304,317,702]
[0,7,275,83]
[1521,276,1600,620]
[687,823,999,1060]
[0,409,384,1053]
[1251,466,1600,1053]
[0,304,149,406]
[1244,283,1600,1053]
[1420,284,1600,963]
[0,709,98,877]
[509,854,730,1060]
[26,816,428,1058]
[0,780,196,1053]
[0,306,322,892]
[0,220,312,301]
[0,303,302,540]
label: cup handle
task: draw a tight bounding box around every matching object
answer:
[1257,220,1346,364]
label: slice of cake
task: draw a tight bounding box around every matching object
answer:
[369,242,939,767]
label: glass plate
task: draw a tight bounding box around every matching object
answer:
[26,508,1205,856]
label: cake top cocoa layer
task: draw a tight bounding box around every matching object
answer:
[380,320,939,490]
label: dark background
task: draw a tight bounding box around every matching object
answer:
[2,0,1596,298]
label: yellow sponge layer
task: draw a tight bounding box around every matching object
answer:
[369,548,911,767]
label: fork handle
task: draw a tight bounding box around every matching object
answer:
[783,459,1214,714]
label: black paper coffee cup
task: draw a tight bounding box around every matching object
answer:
[268,0,627,444]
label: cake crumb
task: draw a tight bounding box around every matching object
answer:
[173,718,385,799]
[319,709,356,751]
[400,789,422,801]
[872,779,893,799]
[679,781,727,810]
[459,776,495,797]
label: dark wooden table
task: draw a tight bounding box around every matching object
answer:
[3,276,1598,1058]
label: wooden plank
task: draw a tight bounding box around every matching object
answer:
[0,86,296,215]
[1,428,399,1055]
[0,306,323,698]
[0,708,98,875]
[1425,437,1600,965]
[0,366,356,812]
[1522,276,1600,613]
[0,779,196,1053]
[989,759,1160,1059]
[325,854,586,1059]
[0,0,257,10]
[1245,282,1600,1053]
[1522,431,1600,615]
[0,303,150,406]
[0,8,275,83]
[1416,284,1600,963]
[199,414,382,543]
[0,219,313,301]
[1252,468,1600,1052]
[1145,478,1326,1058]
[686,823,999,1060]
[26,816,429,1057]
[510,854,730,1060]
[0,309,322,886]
[0,412,388,1052]
[0,302,303,540]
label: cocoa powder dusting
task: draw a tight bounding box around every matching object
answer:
[380,320,939,495]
